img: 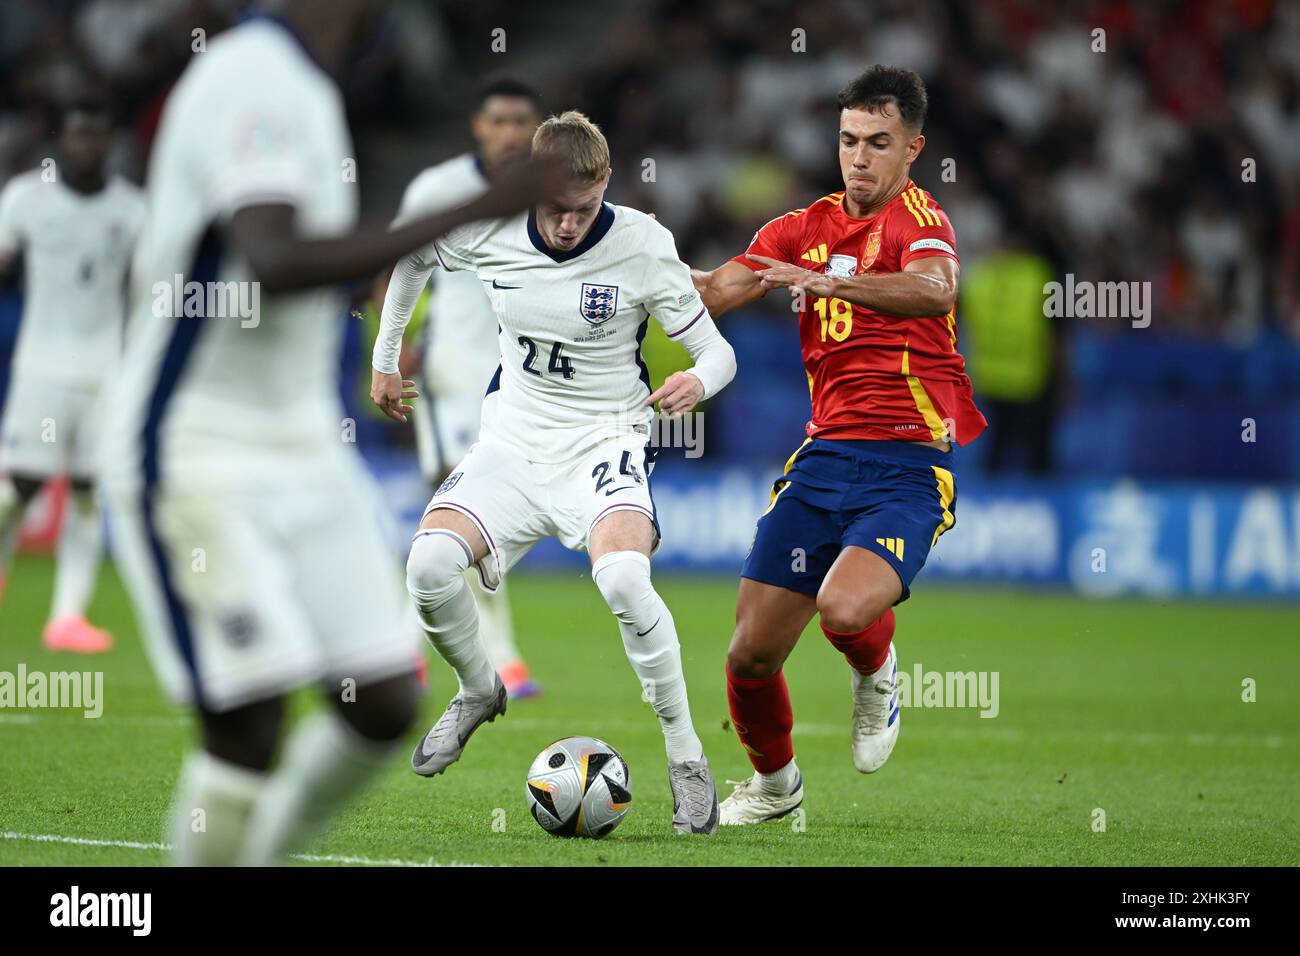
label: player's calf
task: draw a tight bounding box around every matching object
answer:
[406,526,505,778]
[169,696,285,866]
[331,671,420,743]
[240,679,421,865]
[592,550,704,765]
[592,544,717,831]
[406,525,496,698]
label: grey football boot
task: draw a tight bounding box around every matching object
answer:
[411,677,507,777]
[668,756,720,834]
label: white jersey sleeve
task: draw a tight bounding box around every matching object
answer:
[634,220,735,399]
[0,175,28,255]
[431,219,486,273]
[199,88,321,220]
[638,221,708,336]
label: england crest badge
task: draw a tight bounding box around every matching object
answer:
[580,283,619,325]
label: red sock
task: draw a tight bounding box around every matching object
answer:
[822,608,895,675]
[725,663,794,774]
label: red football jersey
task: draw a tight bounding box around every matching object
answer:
[732,180,986,445]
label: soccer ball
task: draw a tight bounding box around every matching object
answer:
[524,736,632,838]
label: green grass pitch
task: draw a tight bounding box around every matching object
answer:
[1,554,1297,866]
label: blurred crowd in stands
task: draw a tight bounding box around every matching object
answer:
[2,0,1298,477]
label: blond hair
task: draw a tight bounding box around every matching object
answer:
[531,110,610,184]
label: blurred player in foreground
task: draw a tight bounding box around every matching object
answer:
[372,78,543,699]
[691,65,986,824]
[0,101,144,651]
[372,111,735,834]
[99,0,556,865]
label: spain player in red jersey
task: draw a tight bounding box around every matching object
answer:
[691,65,986,824]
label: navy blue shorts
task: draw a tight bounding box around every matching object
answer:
[741,438,957,602]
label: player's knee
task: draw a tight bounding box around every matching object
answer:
[1,474,43,511]
[406,529,473,607]
[592,550,653,616]
[816,581,892,634]
[198,696,285,772]
[333,673,419,743]
[726,626,784,680]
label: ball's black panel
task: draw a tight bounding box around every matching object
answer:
[603,774,632,806]
[581,751,611,793]
[530,796,580,837]
[527,781,561,820]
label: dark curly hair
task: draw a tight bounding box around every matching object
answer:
[836,65,928,132]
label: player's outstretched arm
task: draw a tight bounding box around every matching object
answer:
[748,253,958,318]
[225,156,564,295]
[690,260,766,318]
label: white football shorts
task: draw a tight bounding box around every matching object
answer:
[422,431,660,591]
[0,373,106,479]
[105,449,419,712]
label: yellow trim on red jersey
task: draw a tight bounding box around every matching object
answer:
[901,189,927,227]
[901,346,950,440]
[903,186,939,228]
[912,186,940,227]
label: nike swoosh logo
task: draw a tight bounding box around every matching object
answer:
[491,279,520,289]
[604,486,635,496]
[636,617,660,637]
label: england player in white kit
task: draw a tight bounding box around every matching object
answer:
[375,79,543,698]
[0,102,144,652]
[99,1,557,866]
[373,112,736,834]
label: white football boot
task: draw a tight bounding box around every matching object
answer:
[668,757,720,835]
[718,771,804,826]
[411,677,507,777]
[850,641,900,773]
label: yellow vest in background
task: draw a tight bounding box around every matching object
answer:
[960,251,1054,402]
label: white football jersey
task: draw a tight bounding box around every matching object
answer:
[0,171,144,387]
[392,152,500,395]
[425,203,708,462]
[101,16,357,491]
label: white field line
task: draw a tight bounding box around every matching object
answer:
[0,831,486,867]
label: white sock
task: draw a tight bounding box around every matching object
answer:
[50,486,104,621]
[406,529,495,698]
[168,750,268,866]
[0,477,28,578]
[592,550,704,764]
[757,758,800,796]
[238,711,394,866]
[471,573,522,670]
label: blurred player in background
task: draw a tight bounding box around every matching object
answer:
[372,77,543,699]
[372,111,735,834]
[0,100,144,652]
[691,66,986,824]
[99,0,556,865]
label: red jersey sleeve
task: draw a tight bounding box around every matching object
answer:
[895,190,959,268]
[730,211,800,270]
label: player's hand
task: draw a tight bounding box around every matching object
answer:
[746,254,835,298]
[646,371,705,415]
[370,369,420,423]
[465,154,570,221]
